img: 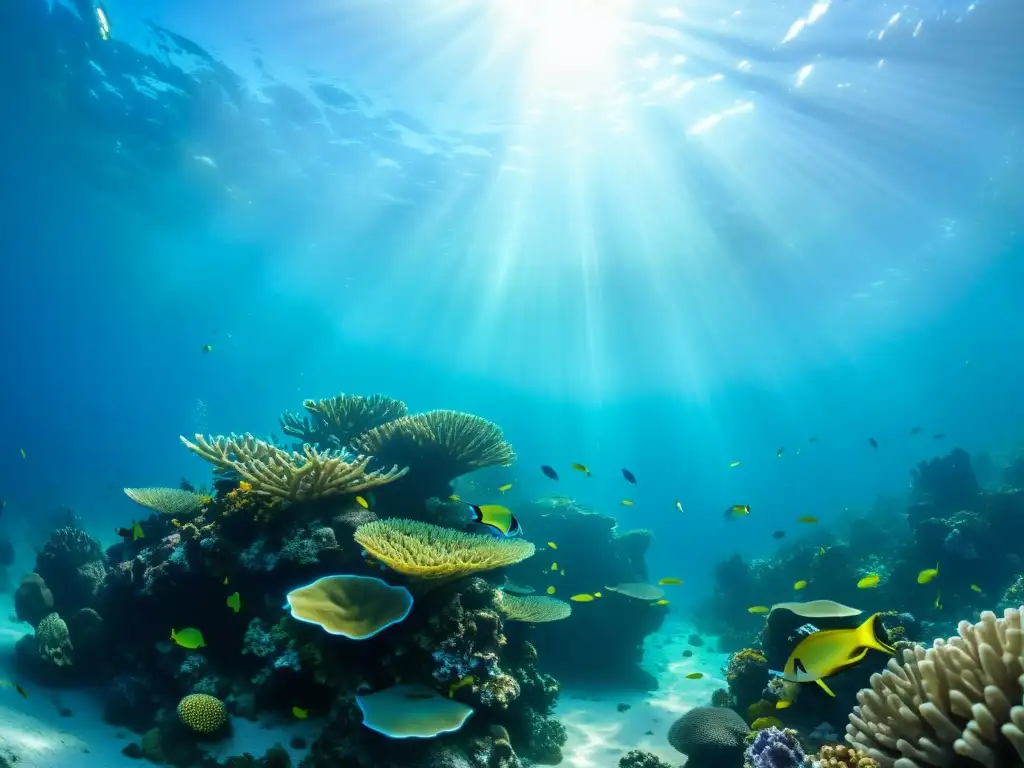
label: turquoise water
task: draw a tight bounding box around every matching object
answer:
[0,0,1022,765]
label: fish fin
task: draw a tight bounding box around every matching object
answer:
[793,658,807,675]
[857,613,896,655]
[815,678,836,697]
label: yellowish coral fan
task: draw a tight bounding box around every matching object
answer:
[123,487,209,517]
[280,393,408,446]
[353,519,535,580]
[846,606,1024,768]
[351,410,516,479]
[180,433,408,502]
[494,592,572,623]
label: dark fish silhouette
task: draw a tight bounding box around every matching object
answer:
[772,530,786,539]
[933,433,945,440]
[868,438,878,449]
[540,465,559,480]
[621,468,637,484]
[911,427,922,434]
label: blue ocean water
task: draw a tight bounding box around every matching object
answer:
[0,4,1022,760]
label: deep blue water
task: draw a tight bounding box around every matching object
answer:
[1,0,1022,602]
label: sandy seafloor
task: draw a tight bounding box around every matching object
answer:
[0,592,712,767]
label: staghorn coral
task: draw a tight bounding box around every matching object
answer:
[354,519,535,580]
[177,693,228,734]
[281,393,409,449]
[180,433,408,501]
[846,605,1024,768]
[123,487,209,518]
[493,592,572,623]
[817,744,879,768]
[351,410,516,484]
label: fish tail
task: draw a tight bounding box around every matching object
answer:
[857,613,896,655]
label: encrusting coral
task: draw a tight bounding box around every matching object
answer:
[280,393,409,449]
[354,518,536,580]
[817,744,879,768]
[180,433,408,501]
[846,605,1024,768]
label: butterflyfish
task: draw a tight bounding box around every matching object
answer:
[498,483,512,492]
[571,463,591,476]
[917,563,939,584]
[621,500,634,507]
[355,496,370,509]
[724,505,751,519]
[550,563,558,571]
[132,522,144,541]
[226,592,241,613]
[462,501,521,537]
[540,465,559,480]
[782,613,894,695]
[658,578,683,586]
[292,706,308,719]
[621,468,637,484]
[170,628,206,649]
[793,580,808,590]
[857,574,880,589]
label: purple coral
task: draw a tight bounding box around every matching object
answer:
[744,727,805,768]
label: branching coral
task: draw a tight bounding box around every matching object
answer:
[494,593,572,623]
[180,433,408,501]
[846,605,1024,768]
[353,519,535,580]
[280,393,408,449]
[351,410,516,483]
[123,487,209,518]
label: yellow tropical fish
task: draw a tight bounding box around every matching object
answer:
[547,542,557,549]
[621,500,634,507]
[448,494,461,502]
[748,606,770,614]
[724,504,751,519]
[793,580,808,590]
[775,699,792,709]
[796,515,819,524]
[292,706,309,719]
[674,500,683,513]
[546,586,555,595]
[857,574,880,589]
[132,522,144,541]
[783,613,894,694]
[570,594,596,602]
[448,674,475,698]
[658,578,683,586]
[550,563,558,571]
[818,546,826,556]
[685,672,704,680]
[226,592,241,613]
[752,716,784,730]
[654,599,669,606]
[497,483,512,493]
[917,563,939,584]
[355,496,370,509]
[970,584,982,593]
[571,463,591,476]
[463,502,520,537]
[170,627,206,649]
[729,461,741,468]
[594,592,602,598]
[170,518,183,528]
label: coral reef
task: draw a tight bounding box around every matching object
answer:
[668,706,750,768]
[620,750,680,768]
[744,727,806,768]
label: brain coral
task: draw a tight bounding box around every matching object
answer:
[494,592,572,623]
[177,693,227,734]
[667,706,750,768]
[353,519,535,580]
[846,606,1024,768]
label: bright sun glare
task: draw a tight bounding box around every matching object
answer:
[491,0,631,86]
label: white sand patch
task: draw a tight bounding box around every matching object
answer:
[557,620,729,766]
